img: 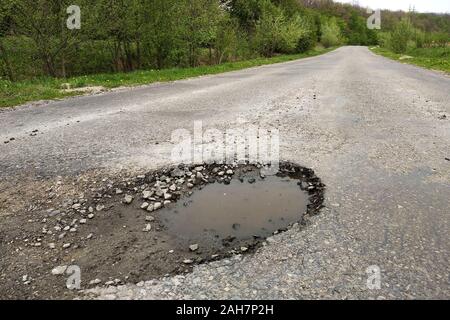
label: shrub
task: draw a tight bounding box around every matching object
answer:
[321,19,342,48]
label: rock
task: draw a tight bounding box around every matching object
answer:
[141,202,149,210]
[145,216,155,222]
[48,243,56,249]
[123,195,134,204]
[147,204,155,212]
[226,169,234,175]
[240,246,248,252]
[194,166,204,172]
[169,184,177,191]
[115,189,123,194]
[218,171,225,176]
[96,204,105,212]
[196,172,204,179]
[183,259,193,264]
[154,202,162,210]
[89,279,102,285]
[164,200,171,205]
[143,191,152,199]
[164,193,172,200]
[171,168,185,178]
[88,213,95,219]
[62,243,71,249]
[189,244,199,252]
[143,224,152,232]
[88,206,94,213]
[72,204,81,210]
[86,233,93,240]
[187,183,194,188]
[79,219,87,224]
[51,265,67,275]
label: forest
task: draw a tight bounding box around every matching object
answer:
[0,0,449,82]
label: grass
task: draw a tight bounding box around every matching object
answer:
[370,46,450,73]
[0,46,337,108]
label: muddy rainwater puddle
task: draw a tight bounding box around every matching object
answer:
[161,175,309,246]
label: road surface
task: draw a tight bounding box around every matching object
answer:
[0,46,449,299]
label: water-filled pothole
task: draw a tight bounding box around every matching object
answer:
[163,174,309,247]
[31,161,324,293]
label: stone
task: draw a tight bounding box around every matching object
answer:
[226,169,234,175]
[171,168,185,178]
[164,193,172,200]
[88,213,95,219]
[89,279,102,285]
[154,202,162,210]
[240,247,249,252]
[143,224,152,232]
[189,244,199,252]
[143,191,152,199]
[115,189,123,194]
[96,204,105,212]
[141,202,149,210]
[123,195,134,204]
[79,219,87,224]
[145,216,155,222]
[62,243,71,249]
[183,259,193,264]
[51,266,67,275]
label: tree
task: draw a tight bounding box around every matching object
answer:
[389,18,414,53]
[321,18,342,48]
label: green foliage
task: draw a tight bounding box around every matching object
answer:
[389,18,414,53]
[371,46,450,73]
[0,0,447,82]
[321,19,342,48]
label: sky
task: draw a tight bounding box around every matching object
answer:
[334,0,450,13]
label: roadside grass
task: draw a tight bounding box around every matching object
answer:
[370,46,450,74]
[0,46,337,108]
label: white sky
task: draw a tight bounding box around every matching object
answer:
[334,0,450,13]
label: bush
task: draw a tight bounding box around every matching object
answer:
[389,18,414,53]
[321,19,342,48]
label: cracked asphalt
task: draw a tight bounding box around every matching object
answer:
[1,46,449,299]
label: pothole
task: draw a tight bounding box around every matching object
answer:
[162,173,310,249]
[7,161,325,296]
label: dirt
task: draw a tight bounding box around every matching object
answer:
[0,161,324,299]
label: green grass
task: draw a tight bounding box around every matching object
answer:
[370,46,450,73]
[0,46,337,108]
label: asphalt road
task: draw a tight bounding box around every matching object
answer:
[1,46,449,299]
